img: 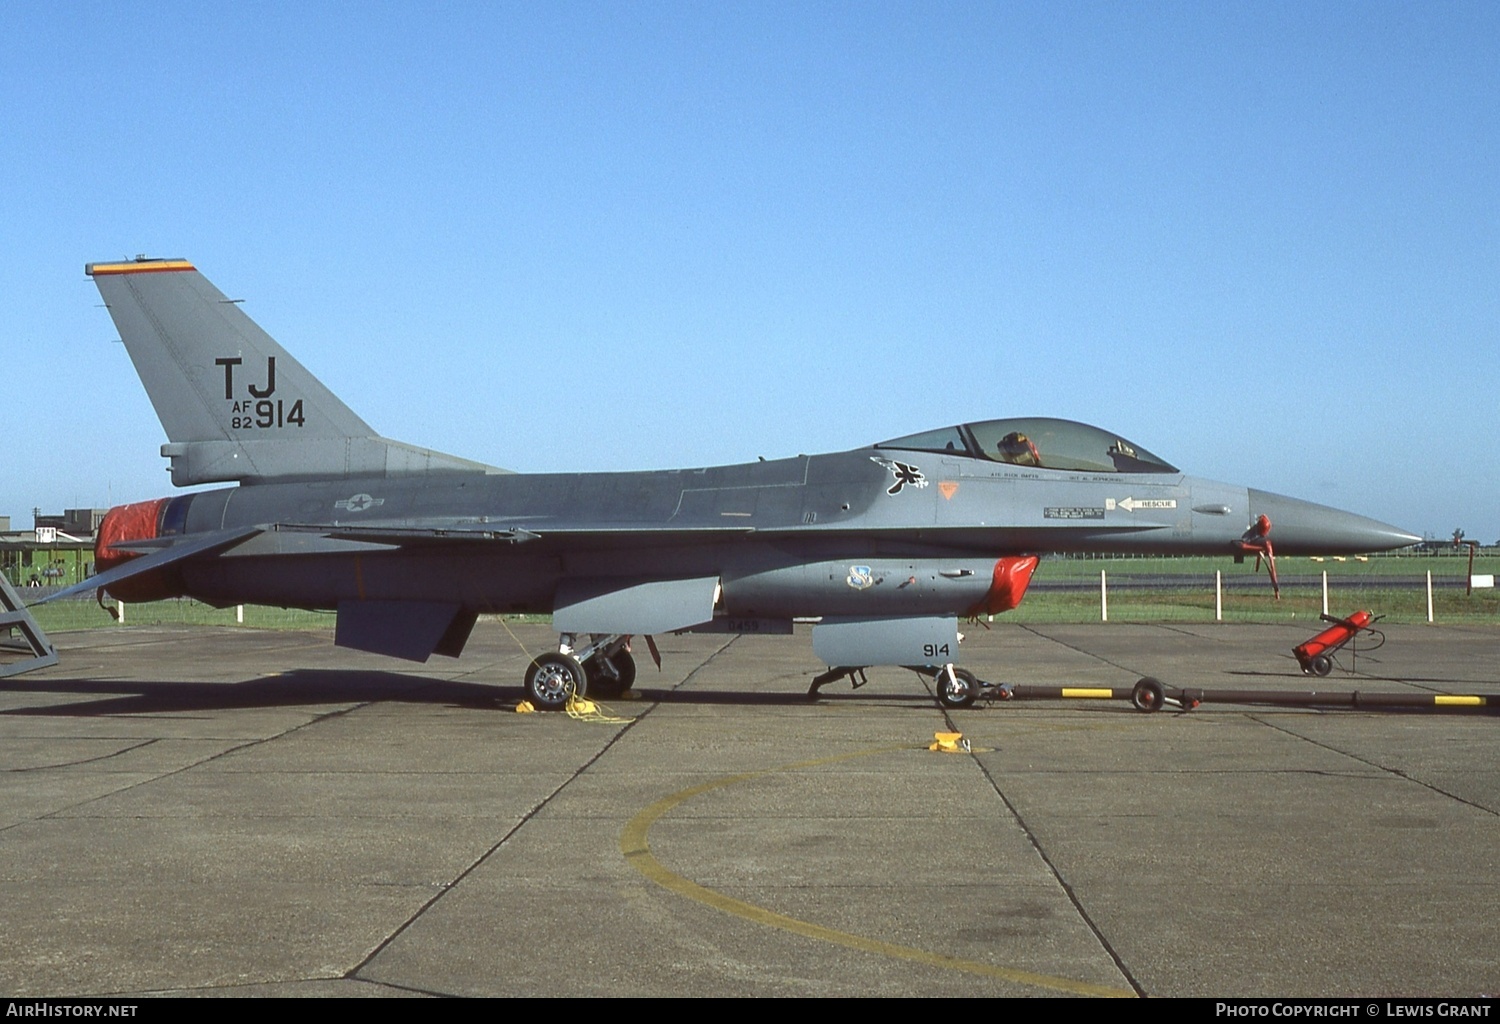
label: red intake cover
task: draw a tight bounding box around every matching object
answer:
[969,555,1040,615]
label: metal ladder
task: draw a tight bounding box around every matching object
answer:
[0,573,58,677]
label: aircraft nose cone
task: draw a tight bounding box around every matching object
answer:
[1248,489,1421,555]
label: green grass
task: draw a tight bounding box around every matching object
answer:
[25,599,336,633]
[23,598,556,635]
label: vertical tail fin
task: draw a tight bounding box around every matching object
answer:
[88,258,502,486]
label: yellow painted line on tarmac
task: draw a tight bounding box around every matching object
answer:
[1435,695,1484,707]
[619,746,1134,998]
[1060,688,1116,699]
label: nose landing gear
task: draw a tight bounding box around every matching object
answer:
[935,665,981,709]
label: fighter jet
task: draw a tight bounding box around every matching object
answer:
[48,257,1419,709]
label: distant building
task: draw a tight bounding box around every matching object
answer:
[33,508,107,535]
[0,509,108,588]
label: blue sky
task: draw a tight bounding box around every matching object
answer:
[4,2,1496,542]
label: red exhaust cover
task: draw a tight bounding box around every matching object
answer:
[93,498,184,602]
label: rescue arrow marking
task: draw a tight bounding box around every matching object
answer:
[1107,497,1177,513]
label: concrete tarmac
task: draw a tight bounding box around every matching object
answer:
[1,619,1497,998]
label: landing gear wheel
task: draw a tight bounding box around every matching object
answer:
[936,667,979,709]
[1309,654,1333,677]
[1132,677,1166,713]
[525,653,587,710]
[586,650,637,698]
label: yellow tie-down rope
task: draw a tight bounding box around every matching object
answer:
[564,694,634,723]
[499,618,635,722]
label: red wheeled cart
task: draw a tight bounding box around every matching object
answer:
[1293,610,1385,677]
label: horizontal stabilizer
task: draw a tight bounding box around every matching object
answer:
[31,527,262,606]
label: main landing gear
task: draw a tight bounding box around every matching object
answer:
[523,633,637,710]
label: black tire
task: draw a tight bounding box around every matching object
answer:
[1132,677,1166,713]
[1310,654,1333,677]
[524,653,587,710]
[586,650,636,698]
[936,667,979,709]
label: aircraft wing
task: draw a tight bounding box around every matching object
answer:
[30,527,263,606]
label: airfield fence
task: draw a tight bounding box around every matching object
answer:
[1018,551,1497,624]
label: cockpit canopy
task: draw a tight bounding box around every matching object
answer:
[876,417,1178,475]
